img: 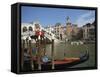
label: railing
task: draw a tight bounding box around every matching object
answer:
[41,27,59,42]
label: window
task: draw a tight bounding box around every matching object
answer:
[29,26,33,31]
[23,27,27,32]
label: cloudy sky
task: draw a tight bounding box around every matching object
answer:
[21,6,95,27]
[75,11,95,26]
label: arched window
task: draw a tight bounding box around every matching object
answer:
[29,26,33,31]
[23,27,27,32]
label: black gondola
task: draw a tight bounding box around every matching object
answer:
[23,50,89,71]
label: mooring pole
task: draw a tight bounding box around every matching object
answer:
[29,37,34,70]
[38,35,41,70]
[26,38,28,48]
[44,37,46,56]
[21,39,25,70]
[51,35,55,69]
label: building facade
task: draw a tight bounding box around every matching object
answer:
[82,21,95,41]
[66,17,72,40]
[66,17,79,40]
[54,23,62,39]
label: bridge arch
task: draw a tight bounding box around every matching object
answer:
[23,26,27,32]
[28,26,33,31]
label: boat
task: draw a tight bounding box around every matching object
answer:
[23,50,89,70]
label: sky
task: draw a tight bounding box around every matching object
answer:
[21,6,95,27]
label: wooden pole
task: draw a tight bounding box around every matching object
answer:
[21,39,25,70]
[38,35,41,70]
[51,39,54,69]
[44,37,46,56]
[29,38,34,70]
[26,39,28,48]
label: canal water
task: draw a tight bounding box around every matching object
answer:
[46,42,83,59]
[45,42,96,68]
[26,40,96,68]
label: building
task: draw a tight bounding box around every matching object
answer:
[66,17,79,40]
[82,21,95,41]
[66,17,72,40]
[71,24,79,36]
[54,23,64,40]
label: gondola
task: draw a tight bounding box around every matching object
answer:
[23,50,89,70]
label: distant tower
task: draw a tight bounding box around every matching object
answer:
[66,16,70,23]
[66,16,71,26]
[66,16,72,40]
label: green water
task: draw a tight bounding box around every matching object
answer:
[27,42,96,68]
[45,43,96,68]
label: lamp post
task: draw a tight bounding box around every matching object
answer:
[51,34,55,69]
